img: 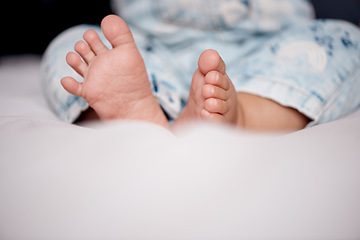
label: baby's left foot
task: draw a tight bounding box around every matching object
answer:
[174,50,243,127]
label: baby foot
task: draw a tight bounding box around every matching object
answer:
[174,49,243,126]
[61,15,169,128]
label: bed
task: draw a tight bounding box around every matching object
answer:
[1,56,360,239]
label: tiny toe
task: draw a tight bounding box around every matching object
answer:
[198,49,226,75]
[74,40,95,64]
[83,29,108,55]
[101,14,135,48]
[201,110,225,122]
[202,84,229,100]
[205,71,230,90]
[66,52,87,77]
[61,77,83,97]
[205,98,229,114]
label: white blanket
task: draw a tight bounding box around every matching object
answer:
[1,55,360,239]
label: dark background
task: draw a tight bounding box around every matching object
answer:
[1,0,359,56]
[311,0,360,25]
[1,0,113,56]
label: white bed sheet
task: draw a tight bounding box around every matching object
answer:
[0,55,360,239]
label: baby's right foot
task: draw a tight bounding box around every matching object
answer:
[174,50,243,127]
[61,15,169,128]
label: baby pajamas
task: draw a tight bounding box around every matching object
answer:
[41,0,360,125]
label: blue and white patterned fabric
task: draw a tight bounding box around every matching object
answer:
[41,0,360,125]
[229,19,360,125]
[40,26,103,123]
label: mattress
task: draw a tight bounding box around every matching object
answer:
[0,55,359,239]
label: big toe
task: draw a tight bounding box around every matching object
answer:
[101,14,135,48]
[198,49,226,75]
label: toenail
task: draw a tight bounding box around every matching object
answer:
[215,72,220,82]
[209,72,219,84]
[201,109,210,117]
